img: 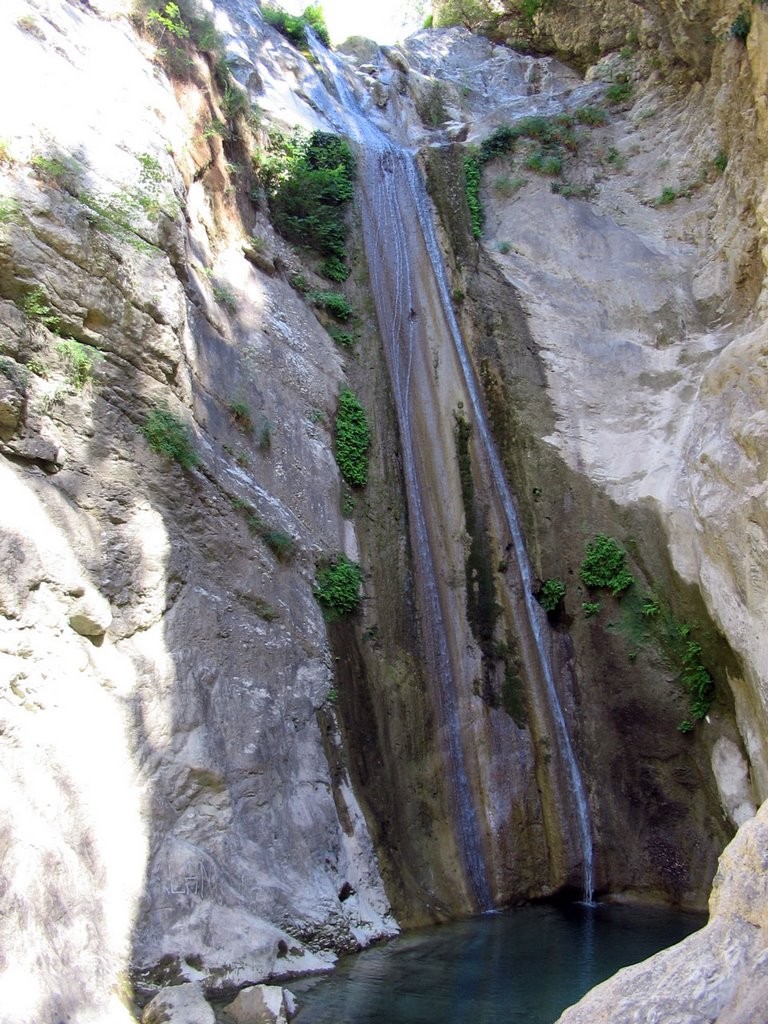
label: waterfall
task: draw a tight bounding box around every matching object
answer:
[306,32,593,905]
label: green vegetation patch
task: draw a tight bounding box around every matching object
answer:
[581,532,716,731]
[605,80,633,105]
[464,152,483,239]
[579,534,634,596]
[57,338,103,389]
[79,151,178,253]
[140,405,200,469]
[465,111,602,233]
[328,327,355,348]
[259,129,356,281]
[309,290,353,320]
[538,578,566,613]
[262,3,330,48]
[228,399,253,431]
[728,11,751,41]
[313,555,363,618]
[20,286,60,331]
[334,388,370,487]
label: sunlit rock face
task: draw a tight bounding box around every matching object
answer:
[0,1,394,1019]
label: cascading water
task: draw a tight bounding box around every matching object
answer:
[306,32,593,904]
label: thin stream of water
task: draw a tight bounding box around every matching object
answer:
[307,31,592,903]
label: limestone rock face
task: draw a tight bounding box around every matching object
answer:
[0,2,395,1020]
[2,0,768,1020]
[556,798,768,1023]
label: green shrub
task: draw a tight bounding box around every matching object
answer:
[728,11,751,40]
[320,256,350,282]
[653,186,679,207]
[579,535,634,596]
[261,528,295,561]
[30,152,78,187]
[212,283,237,310]
[243,509,294,561]
[464,152,483,238]
[140,405,200,468]
[313,555,363,618]
[202,118,227,139]
[309,290,353,320]
[256,417,272,450]
[21,286,60,331]
[334,388,370,487]
[582,601,601,618]
[0,196,19,225]
[641,596,660,618]
[228,399,252,431]
[605,80,633,104]
[57,338,103,389]
[328,327,355,348]
[493,174,527,197]
[575,106,608,126]
[261,129,355,278]
[605,147,625,168]
[551,181,596,199]
[262,4,330,47]
[524,148,562,175]
[221,83,248,121]
[539,578,566,612]
[145,0,189,38]
[713,150,728,174]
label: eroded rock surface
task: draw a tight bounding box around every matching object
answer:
[0,2,395,1021]
[1,0,767,1021]
[556,798,768,1023]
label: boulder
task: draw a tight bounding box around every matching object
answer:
[68,588,113,637]
[142,983,215,1024]
[224,984,293,1024]
[555,800,768,1023]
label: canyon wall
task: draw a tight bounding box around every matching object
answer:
[0,0,766,1021]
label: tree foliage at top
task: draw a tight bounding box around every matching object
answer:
[433,0,497,30]
[432,0,548,36]
[261,3,330,47]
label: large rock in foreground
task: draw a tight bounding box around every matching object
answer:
[556,799,768,1023]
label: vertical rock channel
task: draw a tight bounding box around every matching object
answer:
[308,33,593,906]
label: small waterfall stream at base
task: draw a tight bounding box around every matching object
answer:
[306,32,593,905]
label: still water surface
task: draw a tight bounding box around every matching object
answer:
[290,902,704,1024]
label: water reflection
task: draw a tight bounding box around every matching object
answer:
[290,902,704,1024]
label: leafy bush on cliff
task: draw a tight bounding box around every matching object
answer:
[538,578,566,612]
[260,129,356,281]
[579,535,634,596]
[313,555,363,618]
[262,4,330,48]
[464,152,483,238]
[309,290,353,320]
[334,388,370,487]
[141,405,200,469]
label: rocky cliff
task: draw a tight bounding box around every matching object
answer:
[1,0,767,1021]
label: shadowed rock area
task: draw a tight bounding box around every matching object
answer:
[0,0,767,1021]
